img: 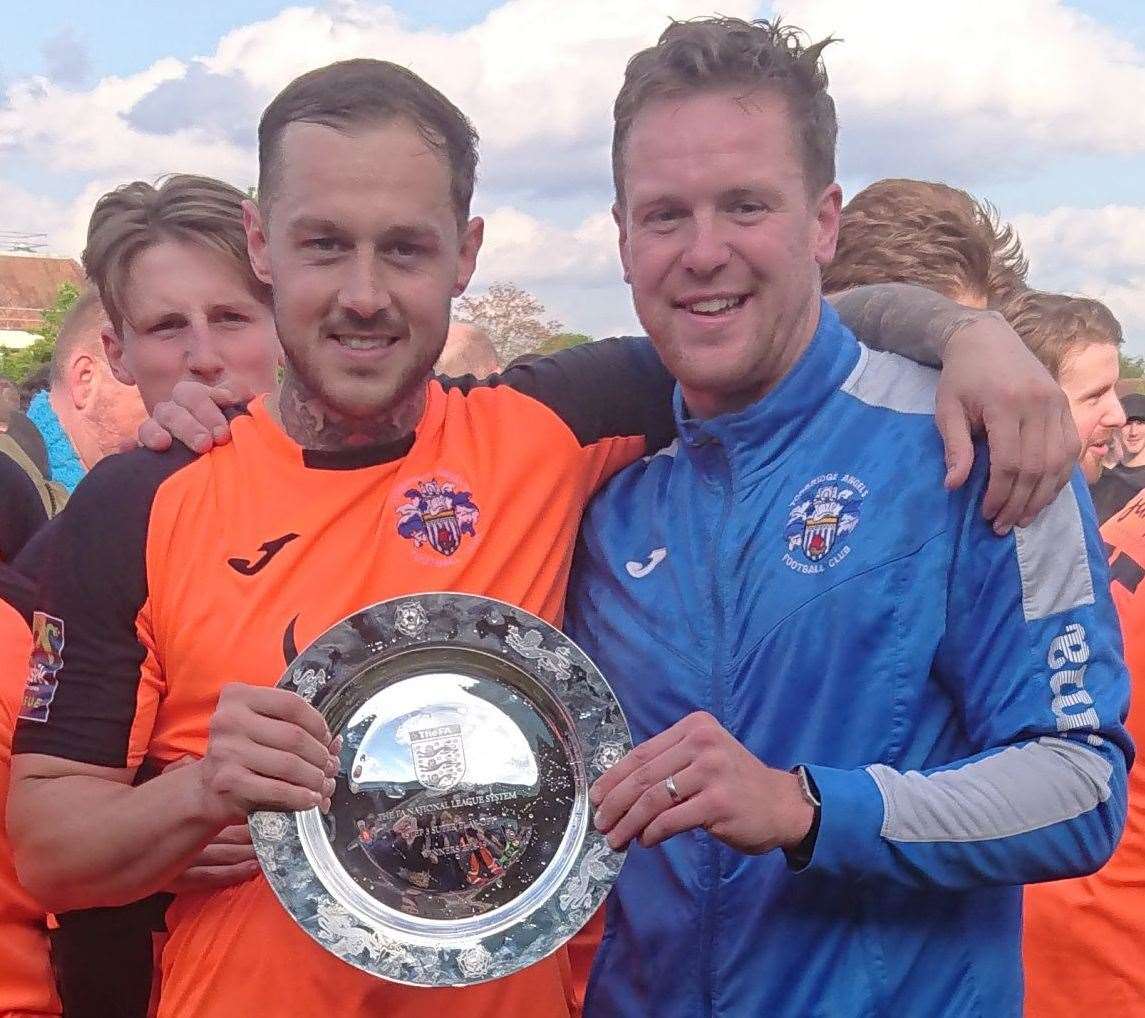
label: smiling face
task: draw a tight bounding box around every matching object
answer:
[1057,341,1126,482]
[615,88,841,420]
[105,238,281,412]
[1121,417,1145,464]
[246,118,483,426]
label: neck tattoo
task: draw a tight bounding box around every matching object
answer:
[274,369,425,451]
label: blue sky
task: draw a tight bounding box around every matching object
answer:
[2,1,502,81]
[2,0,1143,349]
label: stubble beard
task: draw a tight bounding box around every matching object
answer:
[275,347,432,451]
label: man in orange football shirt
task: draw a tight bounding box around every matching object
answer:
[6,59,666,1018]
[9,55,1078,1018]
[999,287,1141,1014]
[1024,491,1145,1013]
[0,563,59,1017]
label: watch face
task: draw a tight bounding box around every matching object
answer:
[250,592,631,987]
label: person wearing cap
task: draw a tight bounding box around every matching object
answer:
[1092,391,1145,523]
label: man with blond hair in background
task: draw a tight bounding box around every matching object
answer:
[1006,289,1145,1016]
[85,175,283,420]
[1001,290,1126,486]
[9,172,286,1018]
[822,177,1028,308]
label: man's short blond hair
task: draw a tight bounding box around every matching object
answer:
[49,288,108,388]
[822,179,1028,306]
[82,174,269,335]
[1001,289,1122,380]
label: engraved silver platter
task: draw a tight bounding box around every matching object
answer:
[250,592,631,987]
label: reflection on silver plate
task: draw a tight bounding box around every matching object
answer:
[250,593,631,987]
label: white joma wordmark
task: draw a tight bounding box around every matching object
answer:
[1047,622,1103,747]
[626,548,667,578]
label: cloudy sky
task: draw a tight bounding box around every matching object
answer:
[3,0,1144,351]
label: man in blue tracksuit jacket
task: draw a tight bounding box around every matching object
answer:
[566,17,1131,1017]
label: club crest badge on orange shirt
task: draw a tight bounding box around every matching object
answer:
[396,476,480,560]
[19,611,65,723]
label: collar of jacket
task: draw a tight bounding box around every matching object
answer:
[26,390,86,493]
[671,299,861,484]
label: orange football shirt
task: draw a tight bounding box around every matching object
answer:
[1023,490,1145,1014]
[0,569,59,1017]
[15,343,673,1018]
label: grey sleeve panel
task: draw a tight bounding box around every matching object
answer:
[840,346,939,416]
[1013,483,1096,622]
[867,737,1113,844]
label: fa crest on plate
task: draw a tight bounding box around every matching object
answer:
[783,472,868,575]
[410,723,468,792]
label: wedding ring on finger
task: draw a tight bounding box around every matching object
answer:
[665,773,682,804]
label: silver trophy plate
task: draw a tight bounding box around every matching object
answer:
[250,592,631,987]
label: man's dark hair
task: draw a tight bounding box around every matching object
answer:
[612,17,837,204]
[18,366,51,408]
[258,59,479,225]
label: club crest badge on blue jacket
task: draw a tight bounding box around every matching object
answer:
[784,473,868,574]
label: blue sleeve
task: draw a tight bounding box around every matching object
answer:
[804,468,1132,889]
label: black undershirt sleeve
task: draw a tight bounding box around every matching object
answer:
[443,337,678,453]
[12,444,195,766]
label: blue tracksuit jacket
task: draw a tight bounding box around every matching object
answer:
[565,302,1132,1018]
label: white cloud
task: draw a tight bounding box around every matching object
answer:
[0,179,75,247]
[464,206,639,339]
[0,0,752,263]
[2,0,1142,343]
[473,207,618,287]
[0,59,255,188]
[1012,205,1145,353]
[780,0,1145,183]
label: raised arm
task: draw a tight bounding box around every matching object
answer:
[831,284,1080,534]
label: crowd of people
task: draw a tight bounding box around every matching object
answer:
[0,15,1139,1018]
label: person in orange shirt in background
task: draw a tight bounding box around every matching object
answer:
[1023,488,1145,1014]
[0,563,59,1017]
[1006,291,1139,1014]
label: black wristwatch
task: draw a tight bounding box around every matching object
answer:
[783,765,822,870]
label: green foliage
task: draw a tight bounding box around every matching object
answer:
[0,281,80,384]
[538,332,593,354]
[1120,351,1145,379]
[37,281,81,345]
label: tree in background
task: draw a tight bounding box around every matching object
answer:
[0,281,80,384]
[1120,351,1145,380]
[456,282,564,364]
[538,332,593,355]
